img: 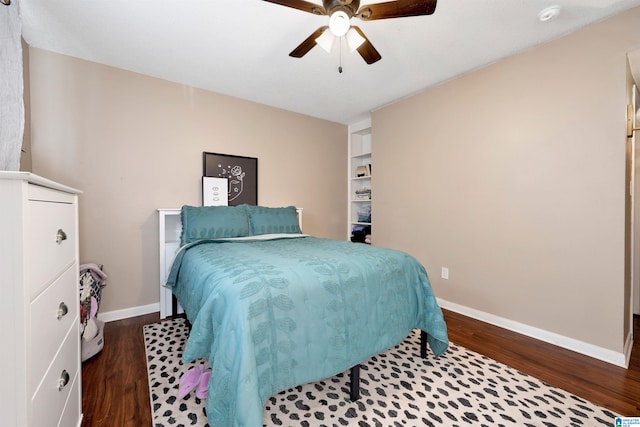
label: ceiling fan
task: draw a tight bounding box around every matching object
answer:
[263,0,438,65]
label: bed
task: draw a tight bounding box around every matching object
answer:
[165,204,449,427]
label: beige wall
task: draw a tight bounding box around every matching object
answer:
[373,7,640,355]
[27,48,347,314]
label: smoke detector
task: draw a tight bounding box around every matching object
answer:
[538,5,561,22]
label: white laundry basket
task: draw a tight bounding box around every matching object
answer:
[79,264,107,362]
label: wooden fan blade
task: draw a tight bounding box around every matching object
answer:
[262,0,326,15]
[356,0,437,21]
[351,26,381,64]
[289,26,328,58]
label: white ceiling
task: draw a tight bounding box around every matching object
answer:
[18,0,640,124]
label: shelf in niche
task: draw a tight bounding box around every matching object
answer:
[351,199,371,203]
[352,221,371,226]
[352,152,372,159]
[352,176,371,180]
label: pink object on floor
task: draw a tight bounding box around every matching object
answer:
[177,364,205,399]
[196,369,211,399]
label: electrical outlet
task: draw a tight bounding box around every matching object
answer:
[441,267,449,280]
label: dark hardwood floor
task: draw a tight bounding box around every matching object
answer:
[81,313,159,427]
[80,310,640,426]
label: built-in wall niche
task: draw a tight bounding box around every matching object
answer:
[348,119,372,244]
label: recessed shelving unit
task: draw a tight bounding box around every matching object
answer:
[348,118,372,244]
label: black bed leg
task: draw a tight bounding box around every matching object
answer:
[420,330,428,359]
[350,365,360,401]
[172,294,178,317]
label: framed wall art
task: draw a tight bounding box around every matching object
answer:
[203,152,258,206]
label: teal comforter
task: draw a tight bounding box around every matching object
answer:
[166,235,448,427]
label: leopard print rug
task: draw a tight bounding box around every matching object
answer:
[144,318,618,427]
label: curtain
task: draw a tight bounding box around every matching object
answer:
[0,0,24,171]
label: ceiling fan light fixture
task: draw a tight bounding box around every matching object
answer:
[315,28,336,53]
[329,10,350,37]
[345,27,365,52]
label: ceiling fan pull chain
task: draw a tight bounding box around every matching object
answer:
[339,37,343,73]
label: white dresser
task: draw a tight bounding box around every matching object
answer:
[0,172,82,427]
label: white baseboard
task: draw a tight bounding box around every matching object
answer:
[99,303,159,323]
[437,298,629,368]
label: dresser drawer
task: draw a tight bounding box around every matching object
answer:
[56,367,81,427]
[25,194,76,295]
[29,265,78,394]
[31,324,80,427]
